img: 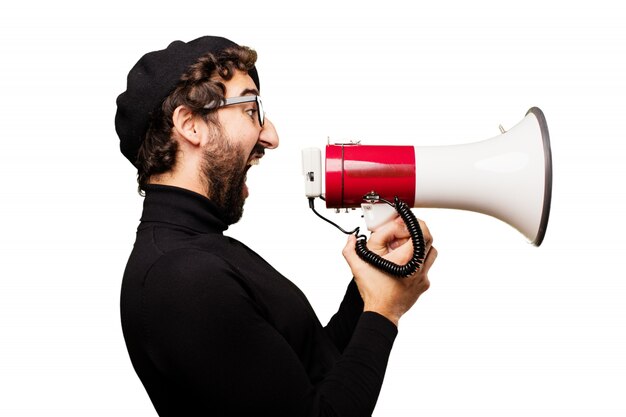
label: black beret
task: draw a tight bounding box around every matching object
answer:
[115,36,259,166]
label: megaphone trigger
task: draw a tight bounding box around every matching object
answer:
[362,202,399,232]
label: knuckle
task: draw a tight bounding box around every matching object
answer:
[430,247,438,260]
[418,220,433,243]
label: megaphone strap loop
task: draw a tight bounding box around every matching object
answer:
[355,197,426,278]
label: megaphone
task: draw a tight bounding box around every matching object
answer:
[302,107,552,274]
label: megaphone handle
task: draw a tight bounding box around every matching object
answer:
[355,197,426,277]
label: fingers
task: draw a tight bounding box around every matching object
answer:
[412,219,435,276]
[411,245,437,293]
[383,237,415,265]
[382,218,433,265]
[420,246,438,275]
[418,219,433,249]
[367,217,411,255]
[344,218,437,278]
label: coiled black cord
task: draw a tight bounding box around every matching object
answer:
[355,196,426,277]
[308,196,426,278]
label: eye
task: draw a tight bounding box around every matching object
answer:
[245,107,258,120]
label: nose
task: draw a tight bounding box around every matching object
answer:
[259,117,279,149]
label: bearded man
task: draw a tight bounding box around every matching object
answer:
[116,36,437,417]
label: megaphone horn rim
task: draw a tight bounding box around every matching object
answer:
[526,107,553,246]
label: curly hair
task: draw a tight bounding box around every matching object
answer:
[135,46,258,194]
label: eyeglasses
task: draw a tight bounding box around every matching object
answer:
[204,95,265,127]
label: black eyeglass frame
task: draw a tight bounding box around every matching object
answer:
[204,95,264,127]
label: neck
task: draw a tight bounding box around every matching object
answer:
[149,171,208,199]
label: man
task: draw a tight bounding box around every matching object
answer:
[116,36,437,416]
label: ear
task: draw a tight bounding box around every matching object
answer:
[172,105,202,146]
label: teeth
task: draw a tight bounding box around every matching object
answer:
[249,158,260,166]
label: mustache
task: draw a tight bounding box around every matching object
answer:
[247,144,266,162]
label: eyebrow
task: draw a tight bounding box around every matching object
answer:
[239,88,260,96]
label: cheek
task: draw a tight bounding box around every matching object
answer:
[218,112,259,155]
[232,126,259,154]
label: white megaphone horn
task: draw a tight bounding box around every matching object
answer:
[302,107,553,247]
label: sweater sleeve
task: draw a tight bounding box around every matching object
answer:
[324,279,365,353]
[142,250,397,417]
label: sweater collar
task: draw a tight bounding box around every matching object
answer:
[140,184,229,233]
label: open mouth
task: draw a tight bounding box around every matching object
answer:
[247,157,261,166]
[243,152,264,197]
[247,149,264,167]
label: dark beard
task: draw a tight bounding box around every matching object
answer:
[200,133,248,225]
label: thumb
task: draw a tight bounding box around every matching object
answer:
[342,234,358,264]
[342,234,370,279]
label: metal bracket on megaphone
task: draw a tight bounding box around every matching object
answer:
[302,147,426,277]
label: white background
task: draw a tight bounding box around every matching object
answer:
[1,1,624,416]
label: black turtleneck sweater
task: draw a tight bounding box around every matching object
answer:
[120,185,398,416]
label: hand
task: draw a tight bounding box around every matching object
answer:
[342,216,437,326]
